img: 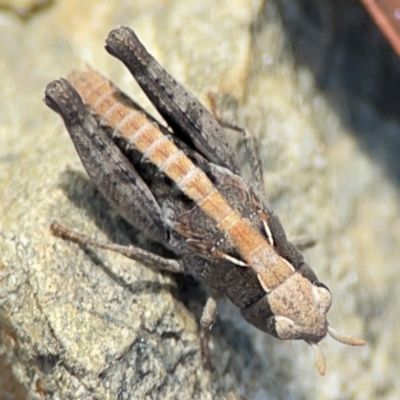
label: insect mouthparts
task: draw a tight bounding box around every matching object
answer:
[327,325,366,347]
[308,324,365,376]
[308,341,327,376]
[45,25,366,377]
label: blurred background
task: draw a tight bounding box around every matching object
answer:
[1,0,400,399]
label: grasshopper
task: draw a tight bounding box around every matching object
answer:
[44,26,365,375]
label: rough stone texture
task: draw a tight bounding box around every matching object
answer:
[0,0,399,399]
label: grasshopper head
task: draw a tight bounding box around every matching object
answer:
[241,263,365,374]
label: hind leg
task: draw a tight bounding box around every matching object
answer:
[50,222,185,273]
[208,93,265,195]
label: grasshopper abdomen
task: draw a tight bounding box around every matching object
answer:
[44,26,365,376]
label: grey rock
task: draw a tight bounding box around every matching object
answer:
[1,0,399,399]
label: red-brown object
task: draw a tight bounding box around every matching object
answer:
[361,0,400,56]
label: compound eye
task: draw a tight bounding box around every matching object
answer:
[274,316,303,340]
[312,283,332,314]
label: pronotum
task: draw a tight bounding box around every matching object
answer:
[44,26,365,375]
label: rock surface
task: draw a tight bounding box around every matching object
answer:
[1,0,399,399]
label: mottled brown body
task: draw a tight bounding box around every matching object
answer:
[69,69,293,293]
[44,26,365,375]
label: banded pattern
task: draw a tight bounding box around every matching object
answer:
[44,26,366,376]
[69,69,294,291]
